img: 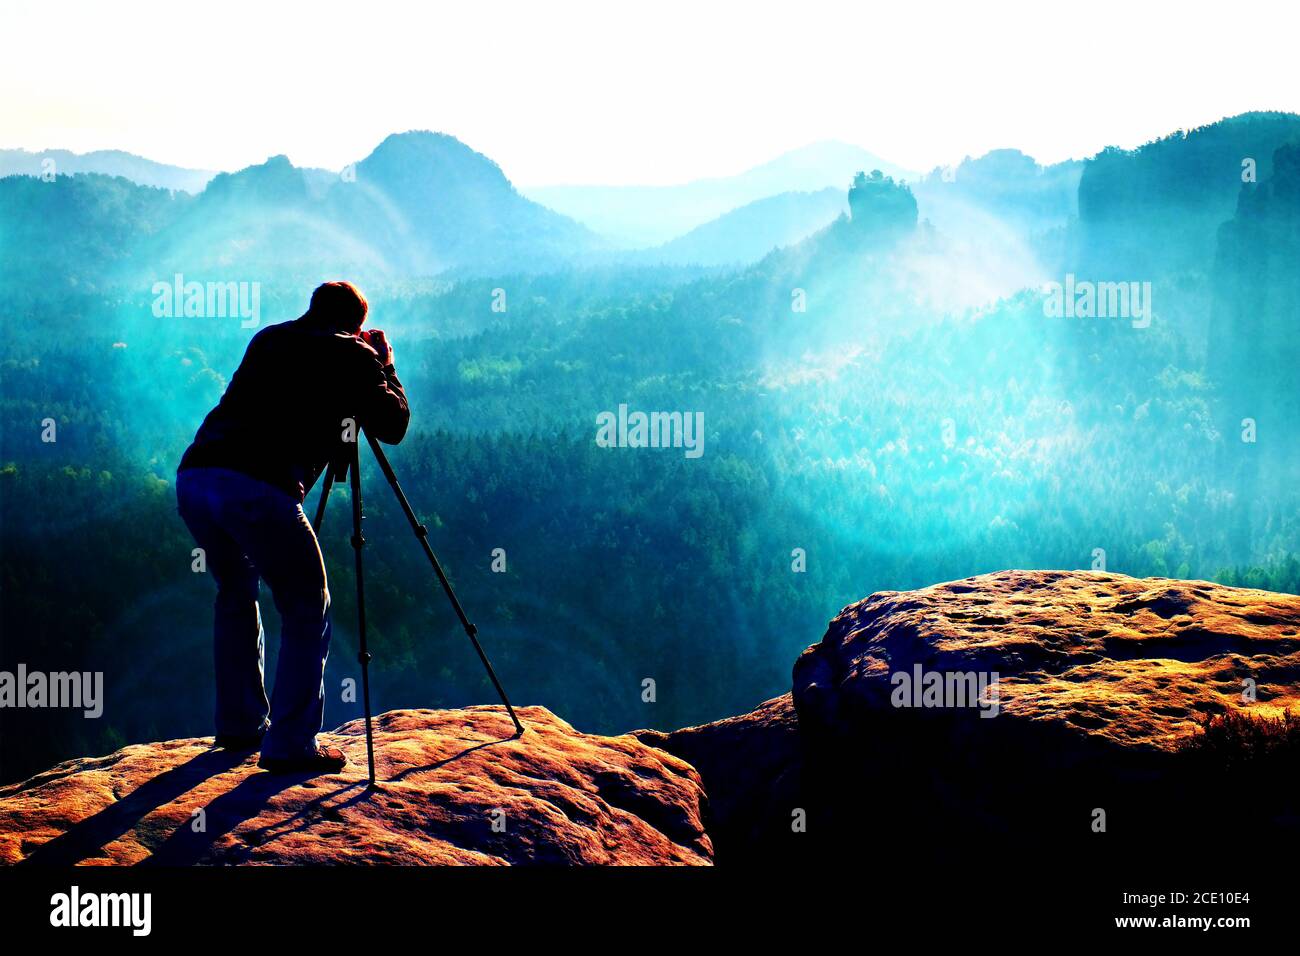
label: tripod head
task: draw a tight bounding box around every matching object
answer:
[325,436,358,484]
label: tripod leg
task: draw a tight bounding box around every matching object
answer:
[365,432,525,737]
[347,440,379,785]
[311,468,335,535]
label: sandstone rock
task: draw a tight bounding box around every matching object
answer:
[794,569,1300,748]
[634,694,804,861]
[5,570,1296,868]
[786,569,1300,855]
[0,705,711,866]
[651,570,1299,861]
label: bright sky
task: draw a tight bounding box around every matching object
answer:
[3,0,1295,186]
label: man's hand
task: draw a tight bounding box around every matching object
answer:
[360,328,393,366]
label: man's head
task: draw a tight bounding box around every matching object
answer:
[305,281,368,333]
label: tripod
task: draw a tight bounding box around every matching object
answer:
[312,430,525,787]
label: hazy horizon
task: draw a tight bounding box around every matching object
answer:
[4,0,1297,187]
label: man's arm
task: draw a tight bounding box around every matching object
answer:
[351,337,410,444]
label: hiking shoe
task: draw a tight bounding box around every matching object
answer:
[258,745,349,775]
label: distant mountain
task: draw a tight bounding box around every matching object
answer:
[1057,111,1300,354]
[339,131,603,275]
[0,173,189,287]
[720,170,1056,350]
[716,140,913,200]
[0,148,214,193]
[703,172,932,349]
[144,154,377,278]
[912,150,1082,234]
[1070,111,1300,278]
[635,188,848,266]
[0,132,605,286]
[907,149,1082,278]
[523,141,914,246]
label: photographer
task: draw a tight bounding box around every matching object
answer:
[176,281,409,774]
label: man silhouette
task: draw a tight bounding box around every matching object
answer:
[177,281,409,773]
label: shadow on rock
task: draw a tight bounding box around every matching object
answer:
[22,749,249,866]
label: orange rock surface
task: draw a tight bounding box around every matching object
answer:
[0,705,711,866]
[635,695,803,860]
[794,569,1300,750]
[5,570,1296,866]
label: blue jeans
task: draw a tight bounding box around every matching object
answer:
[177,467,331,759]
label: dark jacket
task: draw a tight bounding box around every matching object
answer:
[179,316,410,501]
